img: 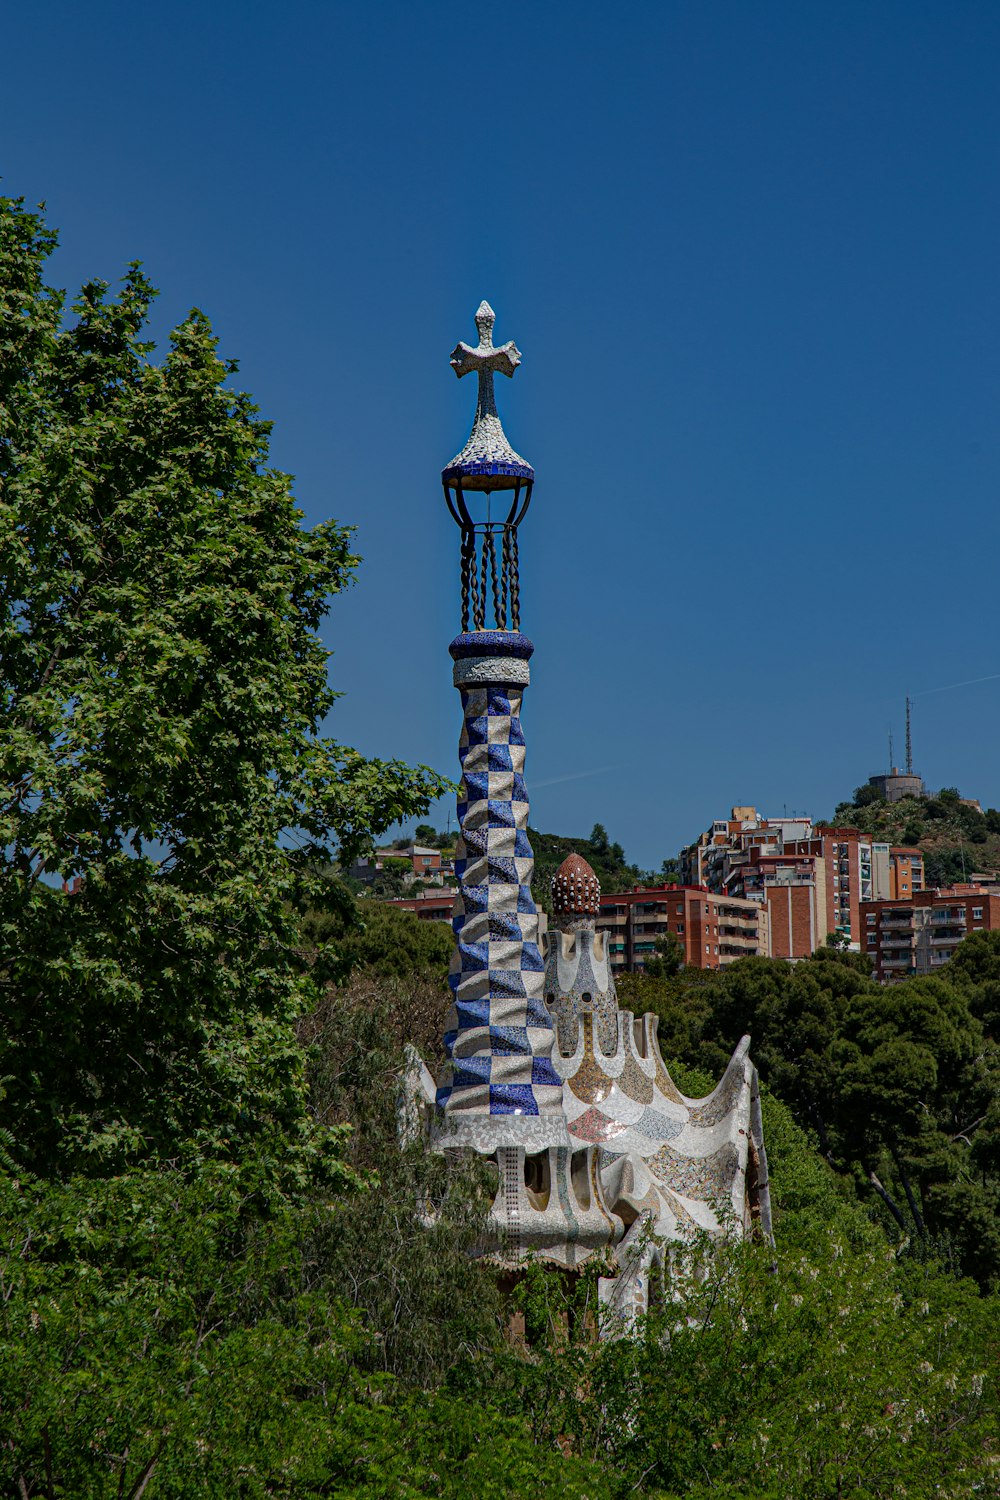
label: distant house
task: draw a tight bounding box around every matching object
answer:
[388,888,457,922]
[349,843,454,886]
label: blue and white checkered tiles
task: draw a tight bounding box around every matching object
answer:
[436,671,564,1134]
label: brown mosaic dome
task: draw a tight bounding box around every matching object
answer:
[551,853,601,917]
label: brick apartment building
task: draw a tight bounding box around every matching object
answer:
[781,830,923,943]
[861,886,1000,981]
[738,854,826,960]
[680,807,923,957]
[595,884,768,974]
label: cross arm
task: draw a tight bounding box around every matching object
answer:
[449,339,522,379]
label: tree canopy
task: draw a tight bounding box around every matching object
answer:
[0,195,448,1182]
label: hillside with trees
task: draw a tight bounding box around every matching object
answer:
[2,197,997,1498]
[827,784,1000,885]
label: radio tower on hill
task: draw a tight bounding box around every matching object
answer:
[905,694,913,776]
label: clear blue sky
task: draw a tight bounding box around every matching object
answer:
[5,2,1000,867]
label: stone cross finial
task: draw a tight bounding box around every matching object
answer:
[450,300,521,384]
[450,301,522,431]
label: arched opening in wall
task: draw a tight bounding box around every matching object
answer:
[570,1149,591,1211]
[633,1016,647,1057]
[594,929,606,962]
[581,991,592,1006]
[545,990,555,1007]
[539,930,549,959]
[523,1151,551,1211]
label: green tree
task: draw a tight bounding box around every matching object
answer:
[588,821,611,857]
[694,951,872,1157]
[303,898,452,987]
[0,196,448,1182]
[641,931,685,977]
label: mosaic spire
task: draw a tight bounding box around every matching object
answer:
[434,303,565,1152]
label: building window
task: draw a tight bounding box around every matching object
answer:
[973,907,983,919]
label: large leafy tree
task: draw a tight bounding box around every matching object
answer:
[0,196,448,1179]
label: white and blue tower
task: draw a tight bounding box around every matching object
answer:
[434,302,566,1153]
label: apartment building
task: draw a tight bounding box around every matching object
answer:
[681,807,924,956]
[596,884,768,973]
[736,853,826,960]
[861,886,1000,981]
[880,845,924,899]
[680,808,811,890]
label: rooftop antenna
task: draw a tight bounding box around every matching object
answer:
[905,695,913,776]
[888,727,894,772]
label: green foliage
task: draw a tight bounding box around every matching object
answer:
[302,974,501,1380]
[464,1226,997,1499]
[831,783,1000,885]
[529,822,654,914]
[0,196,448,1182]
[301,896,452,1005]
[0,1161,614,1500]
[616,963,712,1062]
[641,931,684,978]
[412,822,454,850]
